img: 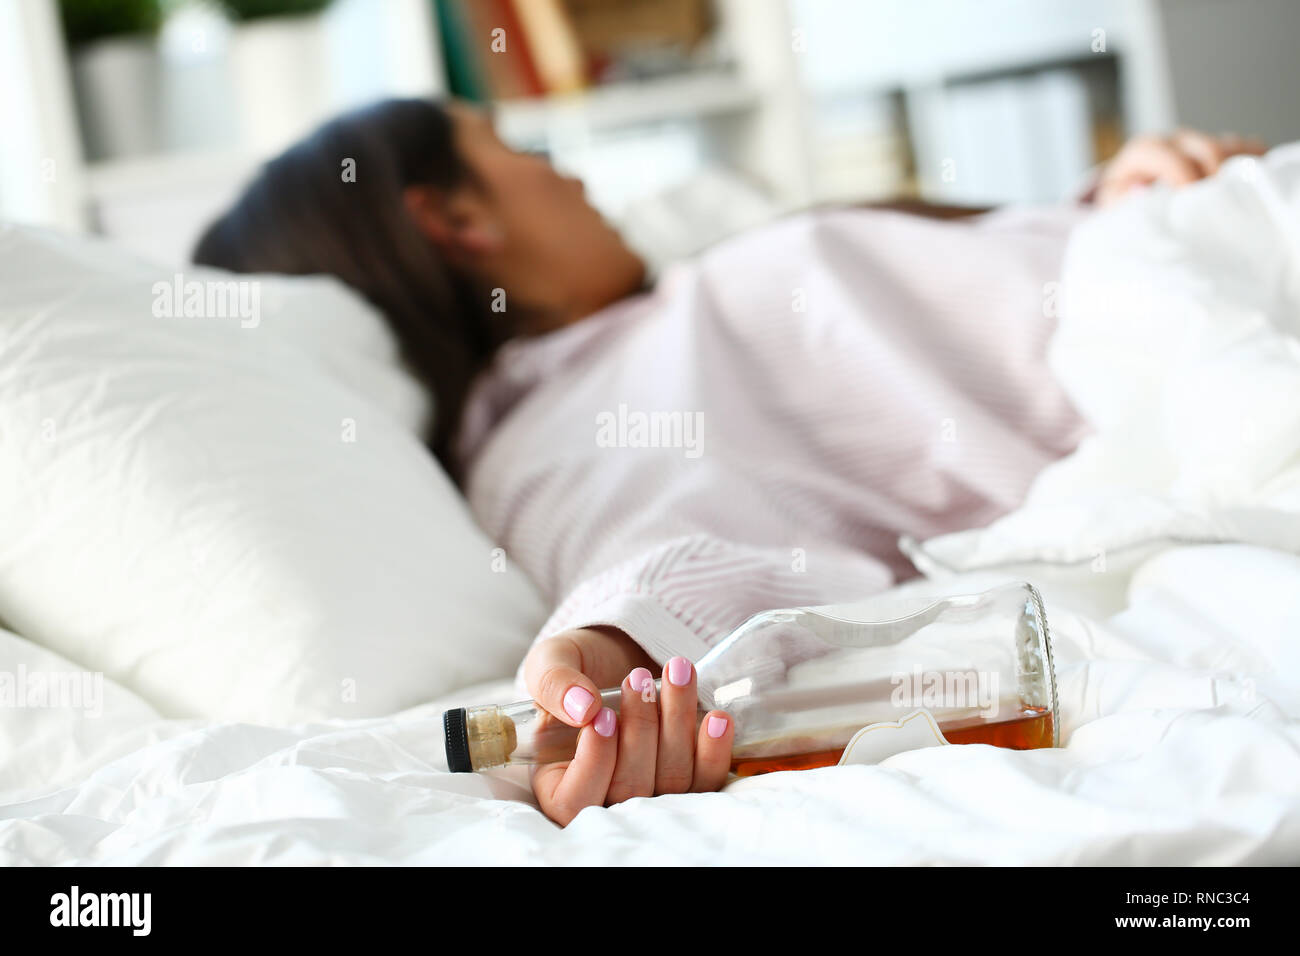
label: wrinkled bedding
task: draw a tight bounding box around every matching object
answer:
[1,545,1296,865]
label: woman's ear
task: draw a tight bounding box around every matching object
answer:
[403,184,504,265]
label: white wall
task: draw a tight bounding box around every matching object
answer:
[789,0,1114,94]
[1157,0,1300,146]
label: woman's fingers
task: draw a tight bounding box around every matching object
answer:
[1231,135,1268,156]
[522,627,657,729]
[1172,128,1225,178]
[532,707,619,827]
[523,634,602,727]
[607,667,659,804]
[1202,131,1268,162]
[655,656,697,794]
[1134,136,1201,186]
[1097,130,1271,208]
[692,710,735,792]
[1173,128,1268,175]
[524,642,733,823]
[1164,130,1269,178]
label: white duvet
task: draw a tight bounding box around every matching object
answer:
[4,148,1300,866]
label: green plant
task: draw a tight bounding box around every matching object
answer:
[58,0,162,46]
[219,0,332,21]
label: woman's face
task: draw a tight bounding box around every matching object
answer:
[433,101,647,333]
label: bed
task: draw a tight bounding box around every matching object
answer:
[2,146,1299,866]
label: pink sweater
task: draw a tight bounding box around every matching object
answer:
[457,204,1092,685]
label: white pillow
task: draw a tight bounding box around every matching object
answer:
[0,223,544,723]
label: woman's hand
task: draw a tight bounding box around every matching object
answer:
[1095,129,1267,207]
[522,626,735,826]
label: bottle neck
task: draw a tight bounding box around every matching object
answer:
[462,679,708,770]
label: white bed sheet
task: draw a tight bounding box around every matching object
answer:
[1,541,1297,865]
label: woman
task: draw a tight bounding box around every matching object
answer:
[195,99,1264,825]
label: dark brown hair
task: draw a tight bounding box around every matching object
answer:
[192,98,508,475]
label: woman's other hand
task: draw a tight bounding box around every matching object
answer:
[521,627,735,826]
[1095,129,1267,207]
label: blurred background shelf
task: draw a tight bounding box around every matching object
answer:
[491,68,758,145]
[5,0,1300,270]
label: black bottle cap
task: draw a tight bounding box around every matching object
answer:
[444,707,472,773]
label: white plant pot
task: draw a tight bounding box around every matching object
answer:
[229,13,330,155]
[71,36,162,161]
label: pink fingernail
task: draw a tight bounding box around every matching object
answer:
[627,666,653,694]
[593,707,617,737]
[563,686,594,723]
[707,715,728,739]
[667,656,692,687]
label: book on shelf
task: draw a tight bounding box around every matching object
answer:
[434,0,719,103]
[508,0,587,94]
[565,0,712,81]
[435,0,586,100]
[433,0,491,102]
[469,0,545,99]
[940,68,1094,204]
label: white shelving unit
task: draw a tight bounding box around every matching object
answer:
[0,0,87,231]
[3,0,449,263]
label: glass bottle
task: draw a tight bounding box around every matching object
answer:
[444,581,1058,776]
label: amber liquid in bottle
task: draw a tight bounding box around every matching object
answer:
[729,707,1054,778]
